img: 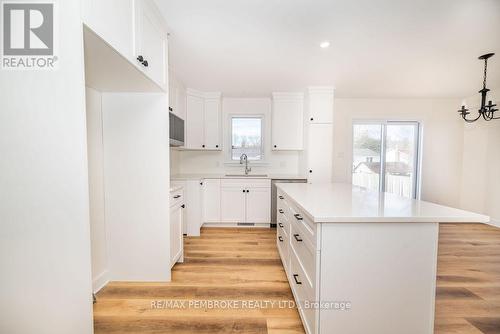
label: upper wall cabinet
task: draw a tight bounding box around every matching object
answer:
[306,87,334,123]
[83,0,168,91]
[134,0,168,89]
[272,92,304,150]
[83,0,135,60]
[185,89,222,150]
[169,71,186,120]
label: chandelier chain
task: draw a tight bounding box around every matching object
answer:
[483,58,488,89]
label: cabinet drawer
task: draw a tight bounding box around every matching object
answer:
[277,230,289,270]
[170,189,183,207]
[288,204,316,248]
[290,222,316,286]
[290,251,316,334]
[277,215,289,237]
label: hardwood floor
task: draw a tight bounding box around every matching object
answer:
[94,227,304,333]
[94,224,500,334]
[435,223,500,334]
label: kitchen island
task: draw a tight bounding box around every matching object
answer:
[275,182,489,334]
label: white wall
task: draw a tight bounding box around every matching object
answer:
[460,89,500,225]
[102,93,171,281]
[175,98,301,175]
[332,98,464,208]
[85,87,108,292]
[0,1,94,333]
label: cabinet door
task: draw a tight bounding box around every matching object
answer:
[220,186,246,222]
[308,91,333,123]
[82,0,135,60]
[135,0,167,88]
[308,123,333,184]
[272,100,303,150]
[203,179,221,223]
[185,180,202,236]
[170,203,183,267]
[204,99,221,150]
[245,187,271,223]
[186,95,205,149]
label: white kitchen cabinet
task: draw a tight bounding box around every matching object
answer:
[184,180,203,236]
[307,124,333,184]
[186,94,205,149]
[185,89,222,150]
[272,93,304,150]
[306,87,334,124]
[82,0,135,60]
[134,0,168,89]
[83,0,168,91]
[169,72,186,120]
[220,185,246,222]
[203,179,221,223]
[169,201,183,267]
[203,96,222,150]
[245,186,271,223]
[220,179,271,224]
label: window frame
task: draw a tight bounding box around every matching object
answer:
[228,114,265,162]
[351,120,422,199]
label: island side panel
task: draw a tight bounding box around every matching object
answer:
[319,222,439,334]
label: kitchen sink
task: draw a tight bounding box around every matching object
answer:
[225,174,268,177]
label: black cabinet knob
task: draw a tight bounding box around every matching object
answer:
[137,55,144,63]
[173,195,181,199]
[242,190,245,193]
[278,236,283,242]
[279,223,284,228]
[181,204,185,208]
[142,60,148,67]
[216,145,219,148]
[274,145,277,148]
[310,117,314,121]
[169,107,173,112]
[309,170,312,173]
[246,190,250,193]
[202,144,205,148]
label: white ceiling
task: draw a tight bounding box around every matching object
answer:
[155,0,500,98]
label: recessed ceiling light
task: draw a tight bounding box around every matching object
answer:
[320,41,330,48]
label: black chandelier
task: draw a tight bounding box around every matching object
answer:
[458,53,498,122]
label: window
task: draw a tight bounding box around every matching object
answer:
[352,121,420,199]
[231,116,263,161]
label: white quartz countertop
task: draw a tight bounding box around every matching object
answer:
[277,182,490,223]
[171,173,307,180]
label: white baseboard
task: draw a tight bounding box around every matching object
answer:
[93,270,109,293]
[203,222,270,228]
[487,219,500,228]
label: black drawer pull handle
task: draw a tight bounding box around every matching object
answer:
[294,214,303,220]
[279,209,284,214]
[173,195,181,199]
[278,196,284,200]
[279,223,284,228]
[181,204,185,208]
[278,236,283,242]
[293,234,303,242]
[293,274,302,285]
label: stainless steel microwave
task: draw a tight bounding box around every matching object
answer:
[169,111,184,147]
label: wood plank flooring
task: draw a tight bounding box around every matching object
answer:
[94,224,500,334]
[435,223,500,334]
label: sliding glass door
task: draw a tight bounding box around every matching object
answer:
[352,121,420,199]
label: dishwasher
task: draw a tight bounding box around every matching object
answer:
[271,178,307,227]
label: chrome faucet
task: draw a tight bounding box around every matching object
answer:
[240,153,252,175]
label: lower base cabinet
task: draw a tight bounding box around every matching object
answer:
[170,188,184,267]
[277,188,439,334]
[220,178,271,224]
